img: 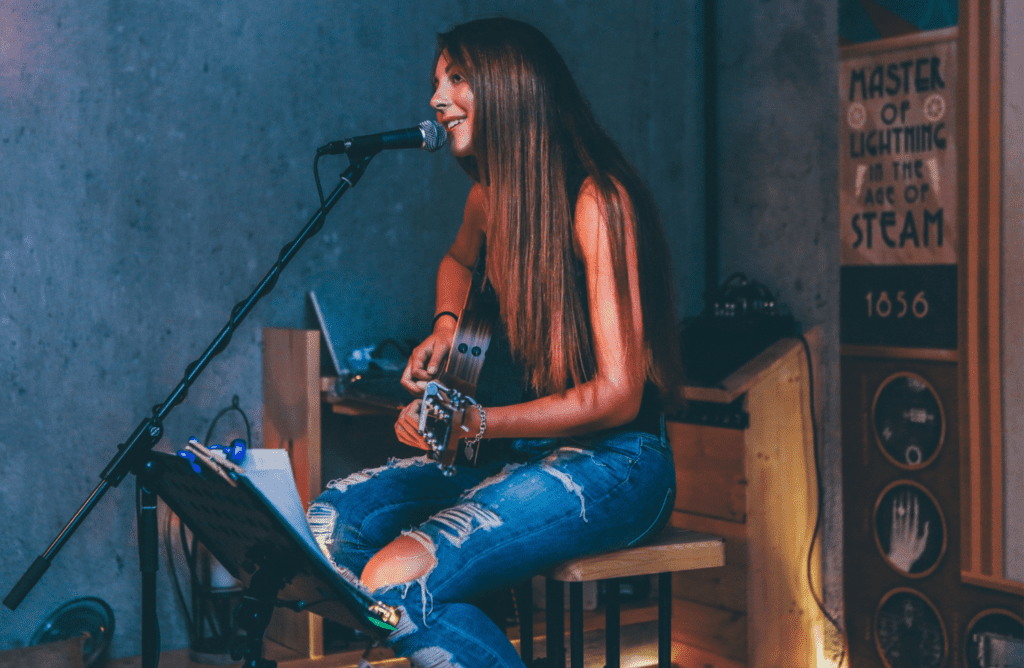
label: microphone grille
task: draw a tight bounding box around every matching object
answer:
[419,120,448,152]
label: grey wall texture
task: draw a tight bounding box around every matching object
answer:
[0,0,711,657]
[1002,0,1023,584]
[713,0,842,623]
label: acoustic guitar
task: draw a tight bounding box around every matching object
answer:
[416,261,498,475]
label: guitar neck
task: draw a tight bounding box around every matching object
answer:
[439,277,498,397]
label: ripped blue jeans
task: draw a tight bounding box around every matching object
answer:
[306,424,676,668]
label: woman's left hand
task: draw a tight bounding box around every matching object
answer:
[395,399,430,451]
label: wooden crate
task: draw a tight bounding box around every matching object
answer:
[668,330,826,668]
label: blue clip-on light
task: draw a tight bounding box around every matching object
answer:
[176,449,201,474]
[227,439,247,464]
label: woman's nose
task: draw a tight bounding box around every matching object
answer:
[431,88,449,111]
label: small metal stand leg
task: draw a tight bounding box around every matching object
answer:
[569,582,583,668]
[545,578,565,668]
[605,578,620,668]
[516,580,534,666]
[138,483,160,668]
[658,573,672,668]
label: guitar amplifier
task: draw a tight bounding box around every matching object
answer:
[679,273,797,387]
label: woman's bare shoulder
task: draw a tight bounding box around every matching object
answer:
[466,182,488,212]
[574,176,634,241]
[462,182,488,232]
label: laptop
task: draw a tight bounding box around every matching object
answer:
[307,290,409,411]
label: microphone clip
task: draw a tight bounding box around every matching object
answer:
[316,138,357,157]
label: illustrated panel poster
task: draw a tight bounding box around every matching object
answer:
[840,38,957,349]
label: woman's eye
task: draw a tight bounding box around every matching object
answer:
[451,73,464,84]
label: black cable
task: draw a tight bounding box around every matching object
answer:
[203,394,252,451]
[163,510,194,640]
[798,333,847,668]
[184,520,200,637]
[313,152,326,209]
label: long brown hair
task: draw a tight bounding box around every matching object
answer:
[437,18,683,399]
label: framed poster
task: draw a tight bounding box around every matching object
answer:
[840,34,957,352]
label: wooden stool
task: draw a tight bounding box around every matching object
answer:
[518,527,724,668]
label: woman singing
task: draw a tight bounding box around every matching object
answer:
[308,17,683,668]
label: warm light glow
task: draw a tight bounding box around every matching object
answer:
[814,619,845,668]
[621,646,657,668]
[671,642,742,668]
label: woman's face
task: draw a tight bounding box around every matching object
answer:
[431,51,475,158]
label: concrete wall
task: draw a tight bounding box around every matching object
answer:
[1002,0,1023,584]
[713,0,843,621]
[0,0,707,657]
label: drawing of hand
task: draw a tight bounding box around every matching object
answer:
[887,492,930,572]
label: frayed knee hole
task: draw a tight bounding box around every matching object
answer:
[360,535,437,592]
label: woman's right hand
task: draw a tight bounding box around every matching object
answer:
[394,399,431,450]
[401,324,455,395]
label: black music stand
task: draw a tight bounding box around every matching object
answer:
[138,452,397,668]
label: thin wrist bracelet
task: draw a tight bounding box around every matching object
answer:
[463,404,486,449]
[433,311,458,327]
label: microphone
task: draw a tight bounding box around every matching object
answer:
[317,120,448,156]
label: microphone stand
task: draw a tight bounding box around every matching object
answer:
[4,149,379,668]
